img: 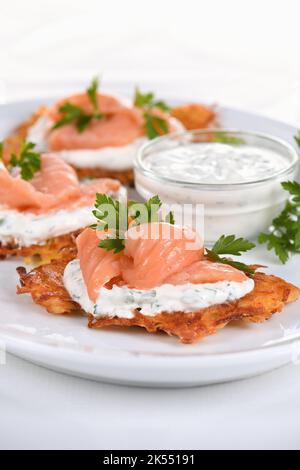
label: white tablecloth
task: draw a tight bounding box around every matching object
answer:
[1,0,300,450]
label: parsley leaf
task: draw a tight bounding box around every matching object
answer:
[144,113,169,140]
[294,132,300,148]
[9,141,41,180]
[214,132,245,145]
[52,102,87,132]
[210,234,255,256]
[165,211,175,225]
[206,234,256,274]
[76,114,93,132]
[134,89,154,108]
[0,141,3,160]
[92,193,174,253]
[258,232,289,264]
[129,195,162,225]
[134,87,170,139]
[99,237,125,254]
[258,181,300,263]
[52,77,104,132]
[87,76,104,119]
[281,181,300,204]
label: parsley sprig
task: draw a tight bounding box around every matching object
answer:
[91,194,174,253]
[134,87,170,139]
[206,235,256,274]
[9,141,41,181]
[52,76,104,133]
[87,77,104,119]
[214,132,245,145]
[258,180,300,264]
[0,141,3,160]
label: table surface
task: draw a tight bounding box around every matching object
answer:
[1,0,300,450]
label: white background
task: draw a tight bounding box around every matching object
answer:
[1,0,300,123]
[1,0,300,450]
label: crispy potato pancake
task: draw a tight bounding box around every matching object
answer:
[1,231,78,265]
[16,256,300,343]
[171,104,217,130]
[76,167,134,186]
[17,247,79,314]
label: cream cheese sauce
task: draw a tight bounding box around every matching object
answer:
[144,142,288,184]
[63,259,254,318]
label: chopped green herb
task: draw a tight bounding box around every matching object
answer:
[134,87,170,139]
[213,132,245,145]
[99,237,125,254]
[129,195,162,226]
[294,132,300,148]
[281,181,300,204]
[87,76,104,119]
[52,77,104,132]
[165,211,175,225]
[92,193,173,253]
[206,234,256,274]
[144,113,169,140]
[258,180,300,264]
[134,89,154,108]
[0,141,3,160]
[9,141,41,181]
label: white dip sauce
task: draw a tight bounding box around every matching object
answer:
[63,259,254,318]
[144,143,288,184]
[135,138,299,242]
[0,188,124,247]
[28,115,183,171]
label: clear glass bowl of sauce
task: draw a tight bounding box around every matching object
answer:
[134,130,299,242]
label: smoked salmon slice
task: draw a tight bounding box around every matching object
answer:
[48,93,144,151]
[0,154,121,213]
[76,228,122,302]
[47,92,181,152]
[77,223,205,299]
[165,259,247,284]
[121,223,204,289]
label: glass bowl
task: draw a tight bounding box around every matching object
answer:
[134,129,299,242]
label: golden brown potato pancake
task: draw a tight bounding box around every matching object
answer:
[17,247,79,314]
[171,103,217,130]
[1,231,79,265]
[16,255,300,343]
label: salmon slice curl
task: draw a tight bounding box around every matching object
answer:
[76,228,122,302]
[0,153,121,213]
[48,93,144,151]
[121,223,204,289]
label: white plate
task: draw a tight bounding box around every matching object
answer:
[0,98,299,387]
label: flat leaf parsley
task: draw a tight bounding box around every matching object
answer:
[52,76,104,132]
[206,234,256,274]
[134,87,170,139]
[9,141,41,181]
